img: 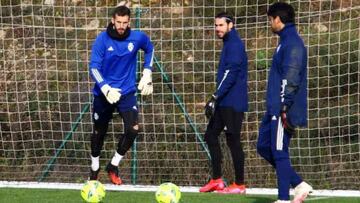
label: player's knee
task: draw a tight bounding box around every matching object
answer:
[117,126,138,155]
[271,149,289,161]
[205,135,219,147]
[273,155,289,162]
[227,141,243,155]
[127,124,139,138]
[94,123,108,136]
[225,134,240,146]
[132,124,139,132]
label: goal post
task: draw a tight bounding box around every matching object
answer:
[0,0,359,195]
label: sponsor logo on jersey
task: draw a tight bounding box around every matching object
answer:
[107,46,114,51]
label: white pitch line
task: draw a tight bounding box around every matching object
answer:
[305,196,332,201]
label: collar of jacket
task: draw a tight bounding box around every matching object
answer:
[106,22,131,41]
[277,23,297,39]
[223,28,238,42]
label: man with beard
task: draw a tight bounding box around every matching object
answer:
[199,12,248,194]
[88,5,154,185]
[256,2,312,202]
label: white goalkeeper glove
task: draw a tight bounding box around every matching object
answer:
[137,69,153,95]
[100,84,121,104]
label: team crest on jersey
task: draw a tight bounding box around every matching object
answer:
[107,46,114,51]
[128,42,134,52]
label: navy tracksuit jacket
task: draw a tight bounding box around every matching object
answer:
[215,28,248,113]
[266,23,307,127]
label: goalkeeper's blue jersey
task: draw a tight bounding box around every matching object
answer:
[89,30,154,96]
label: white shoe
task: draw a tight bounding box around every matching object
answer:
[292,181,313,203]
[273,200,290,203]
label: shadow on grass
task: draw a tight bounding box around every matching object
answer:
[181,192,276,203]
[246,196,276,203]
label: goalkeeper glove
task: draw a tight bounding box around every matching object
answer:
[280,104,295,135]
[138,69,153,95]
[101,84,121,104]
[205,95,217,119]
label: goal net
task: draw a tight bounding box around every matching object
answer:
[0,0,359,191]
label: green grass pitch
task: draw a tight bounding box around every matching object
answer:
[1,188,359,203]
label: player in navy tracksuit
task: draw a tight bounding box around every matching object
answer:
[88,6,154,185]
[199,12,248,194]
[257,3,312,203]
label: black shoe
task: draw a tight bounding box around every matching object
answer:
[105,162,122,185]
[89,168,100,180]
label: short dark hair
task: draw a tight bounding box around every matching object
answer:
[215,12,234,24]
[112,6,131,18]
[267,2,295,24]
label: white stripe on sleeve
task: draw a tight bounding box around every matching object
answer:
[91,69,104,83]
[217,69,230,90]
[149,48,154,67]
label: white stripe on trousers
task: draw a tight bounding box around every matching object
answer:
[276,117,284,150]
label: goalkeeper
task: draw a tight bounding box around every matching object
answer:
[200,12,248,194]
[88,5,154,185]
[256,2,312,203]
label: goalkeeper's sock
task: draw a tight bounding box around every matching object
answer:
[91,155,100,171]
[111,152,123,166]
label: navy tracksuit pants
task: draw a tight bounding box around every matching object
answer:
[257,113,302,200]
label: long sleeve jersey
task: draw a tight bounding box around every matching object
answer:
[89,30,154,96]
[266,23,307,127]
[215,28,248,112]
